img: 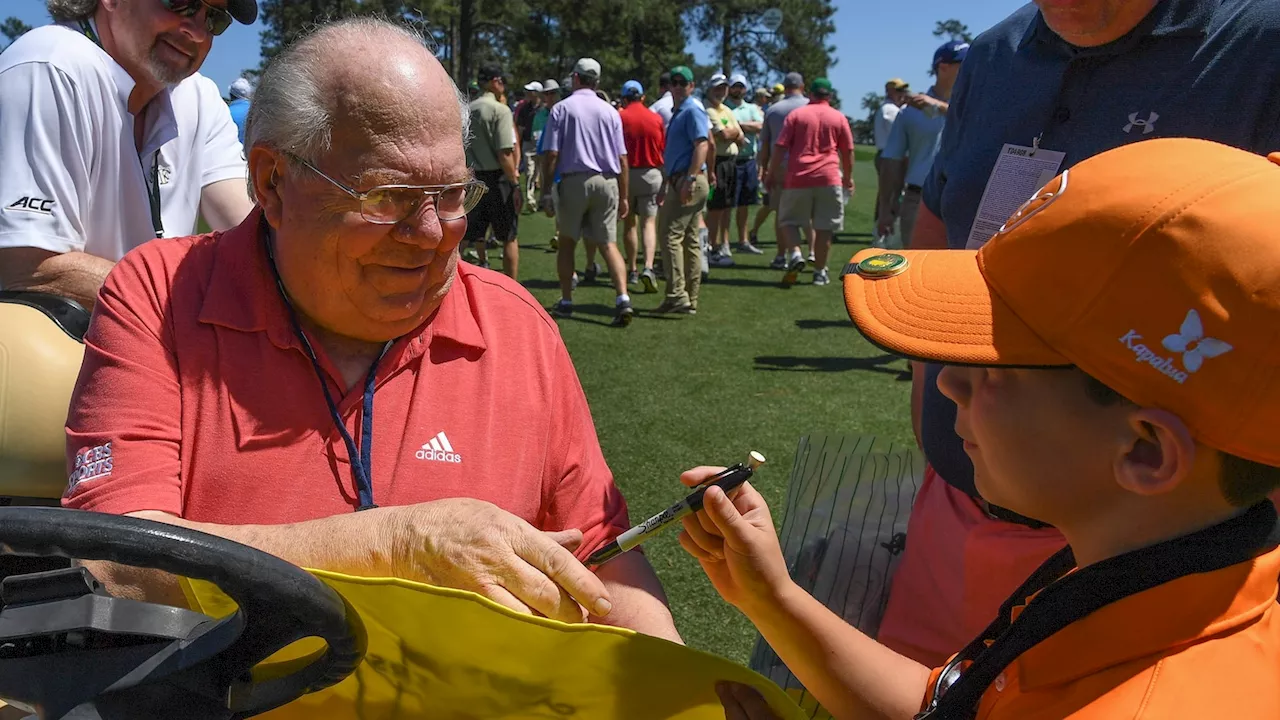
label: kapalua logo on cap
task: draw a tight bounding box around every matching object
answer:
[1118,309,1232,384]
[997,169,1069,238]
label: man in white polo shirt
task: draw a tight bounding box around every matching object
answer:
[0,0,256,310]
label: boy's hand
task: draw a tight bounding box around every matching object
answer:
[677,467,793,615]
[716,682,784,720]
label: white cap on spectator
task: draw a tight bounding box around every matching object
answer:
[524,80,543,92]
[729,73,748,88]
[708,72,729,88]
[573,58,601,79]
[229,77,254,100]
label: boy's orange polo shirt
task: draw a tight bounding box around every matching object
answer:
[63,211,629,561]
[921,543,1280,718]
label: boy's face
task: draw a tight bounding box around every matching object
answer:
[936,366,1125,523]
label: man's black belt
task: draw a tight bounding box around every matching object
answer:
[906,184,924,193]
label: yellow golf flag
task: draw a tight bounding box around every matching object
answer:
[183,571,804,719]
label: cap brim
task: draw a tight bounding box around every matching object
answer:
[842,248,1069,367]
[228,0,258,24]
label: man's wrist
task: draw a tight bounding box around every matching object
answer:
[738,577,807,629]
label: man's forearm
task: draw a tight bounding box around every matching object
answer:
[841,149,854,186]
[0,247,114,310]
[618,155,630,200]
[746,582,930,720]
[689,140,709,177]
[589,552,682,643]
[877,159,907,223]
[499,149,519,185]
[82,508,402,607]
[542,151,560,186]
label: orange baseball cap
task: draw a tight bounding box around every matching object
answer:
[843,138,1280,468]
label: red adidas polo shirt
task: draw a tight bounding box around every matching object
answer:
[64,210,629,560]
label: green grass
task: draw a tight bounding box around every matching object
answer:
[512,145,913,662]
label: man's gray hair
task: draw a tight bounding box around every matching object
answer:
[243,17,470,199]
[47,0,97,22]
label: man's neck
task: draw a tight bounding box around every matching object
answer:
[934,79,956,103]
[299,315,389,392]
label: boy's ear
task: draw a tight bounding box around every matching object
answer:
[1113,408,1198,497]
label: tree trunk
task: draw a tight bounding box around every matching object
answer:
[720,10,732,75]
[458,0,477,86]
[631,22,645,80]
[448,12,459,80]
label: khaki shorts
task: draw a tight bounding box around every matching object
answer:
[779,186,845,232]
[558,173,620,244]
[628,167,663,218]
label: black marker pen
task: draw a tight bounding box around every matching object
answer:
[588,451,766,566]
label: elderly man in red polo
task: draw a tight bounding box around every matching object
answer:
[62,17,680,641]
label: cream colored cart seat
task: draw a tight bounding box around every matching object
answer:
[0,291,88,504]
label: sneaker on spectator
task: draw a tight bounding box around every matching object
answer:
[807,250,816,263]
[709,251,735,268]
[570,273,580,291]
[584,263,600,284]
[549,235,559,251]
[813,268,830,286]
[769,255,787,270]
[628,270,640,286]
[782,254,806,287]
[736,242,764,255]
[749,231,760,247]
[611,300,635,327]
[550,300,573,318]
[640,268,658,294]
[463,247,479,261]
[652,298,695,315]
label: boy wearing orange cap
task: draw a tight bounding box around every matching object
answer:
[683,138,1280,719]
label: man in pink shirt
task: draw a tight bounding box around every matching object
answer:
[769,78,854,287]
[61,18,679,642]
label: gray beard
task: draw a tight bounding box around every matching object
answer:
[146,45,193,86]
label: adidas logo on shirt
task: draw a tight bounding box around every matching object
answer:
[416,431,462,464]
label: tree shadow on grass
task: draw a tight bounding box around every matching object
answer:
[703,276,797,289]
[754,354,911,381]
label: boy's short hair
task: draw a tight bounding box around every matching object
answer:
[1082,373,1280,507]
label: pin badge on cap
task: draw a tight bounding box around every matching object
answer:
[855,253,910,279]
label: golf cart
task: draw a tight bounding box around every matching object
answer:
[0,291,366,719]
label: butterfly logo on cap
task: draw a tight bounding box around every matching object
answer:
[1161,309,1232,373]
[996,169,1069,238]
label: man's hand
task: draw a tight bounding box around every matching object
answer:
[717,682,784,720]
[843,176,855,193]
[392,498,612,623]
[511,185,524,215]
[677,467,793,615]
[619,198,630,220]
[541,192,556,218]
[906,93,948,115]
[680,178,695,205]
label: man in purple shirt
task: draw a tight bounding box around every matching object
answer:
[542,57,633,327]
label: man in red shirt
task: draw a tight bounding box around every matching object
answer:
[62,18,680,642]
[618,80,665,293]
[769,78,854,287]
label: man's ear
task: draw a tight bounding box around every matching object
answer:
[1114,408,1198,497]
[248,147,286,230]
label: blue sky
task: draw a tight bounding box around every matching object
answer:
[8,0,1023,113]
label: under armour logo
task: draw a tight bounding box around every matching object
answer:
[1124,111,1159,135]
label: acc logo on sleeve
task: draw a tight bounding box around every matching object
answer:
[66,442,114,495]
[5,196,56,215]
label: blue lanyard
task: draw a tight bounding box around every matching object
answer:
[263,229,389,511]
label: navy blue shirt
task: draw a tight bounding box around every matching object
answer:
[920,0,1280,497]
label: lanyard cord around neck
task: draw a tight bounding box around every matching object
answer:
[82,19,163,239]
[262,225,390,511]
[916,501,1280,719]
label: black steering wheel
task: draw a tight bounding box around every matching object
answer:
[0,507,365,719]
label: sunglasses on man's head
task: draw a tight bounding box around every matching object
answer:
[160,0,234,36]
